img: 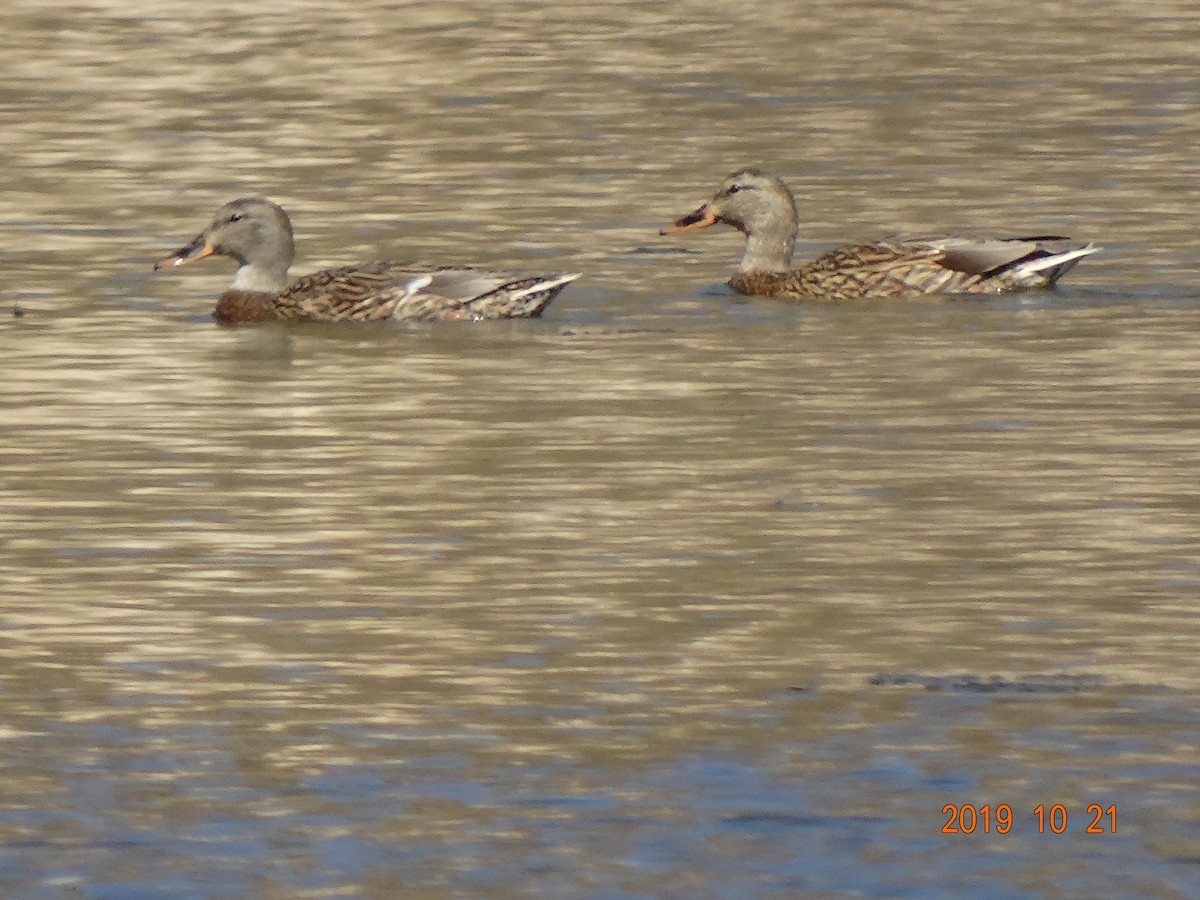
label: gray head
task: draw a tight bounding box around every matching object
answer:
[155,197,296,292]
[660,169,799,272]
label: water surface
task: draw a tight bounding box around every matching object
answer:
[2,2,1200,896]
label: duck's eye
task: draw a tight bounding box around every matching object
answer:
[228,213,245,223]
[726,184,744,195]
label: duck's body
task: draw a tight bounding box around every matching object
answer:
[211,261,577,325]
[661,170,1097,300]
[155,198,578,325]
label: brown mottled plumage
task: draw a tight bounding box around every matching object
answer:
[661,169,1098,300]
[154,198,579,325]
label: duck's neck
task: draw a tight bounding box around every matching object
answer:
[231,262,289,294]
[739,220,796,274]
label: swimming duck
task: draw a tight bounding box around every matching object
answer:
[661,169,1097,300]
[155,197,579,324]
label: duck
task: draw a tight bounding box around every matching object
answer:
[660,169,1097,300]
[154,197,579,325]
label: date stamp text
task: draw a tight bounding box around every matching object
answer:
[941,804,1117,834]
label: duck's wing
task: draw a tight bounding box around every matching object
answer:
[276,263,578,322]
[899,235,1099,290]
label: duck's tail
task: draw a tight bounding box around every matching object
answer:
[485,272,581,318]
[1008,243,1101,288]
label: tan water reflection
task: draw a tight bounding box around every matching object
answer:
[2,1,1200,895]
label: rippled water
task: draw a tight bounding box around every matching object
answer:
[3,2,1200,896]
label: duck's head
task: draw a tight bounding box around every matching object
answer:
[660,169,798,238]
[155,197,295,290]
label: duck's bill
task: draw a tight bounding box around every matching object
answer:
[153,235,215,270]
[659,206,719,235]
